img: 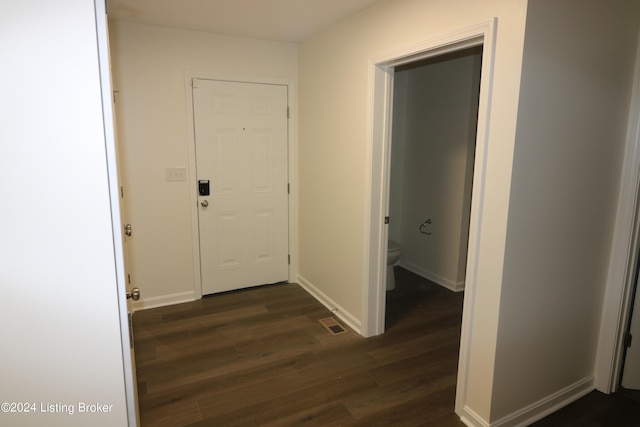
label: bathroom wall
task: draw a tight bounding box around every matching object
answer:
[389,48,482,290]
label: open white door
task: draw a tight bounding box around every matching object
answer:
[113,86,142,427]
[192,79,289,295]
[95,2,140,425]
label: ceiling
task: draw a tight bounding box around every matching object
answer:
[107,0,383,43]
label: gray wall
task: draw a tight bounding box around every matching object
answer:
[491,0,640,421]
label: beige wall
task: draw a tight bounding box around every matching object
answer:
[389,49,481,289]
[108,20,298,307]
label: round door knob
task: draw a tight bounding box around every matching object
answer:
[126,288,140,301]
[200,200,209,208]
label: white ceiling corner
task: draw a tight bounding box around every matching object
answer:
[107,0,383,42]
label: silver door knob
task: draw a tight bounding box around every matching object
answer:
[126,288,140,301]
[200,200,209,208]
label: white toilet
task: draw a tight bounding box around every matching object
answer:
[387,240,402,291]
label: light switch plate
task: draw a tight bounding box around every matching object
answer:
[165,167,187,182]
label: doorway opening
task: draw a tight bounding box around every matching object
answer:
[363,19,497,416]
[385,46,482,329]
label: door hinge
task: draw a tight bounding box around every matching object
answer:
[384,216,390,224]
[287,183,290,194]
[120,186,124,199]
[128,313,134,349]
[287,106,290,119]
[288,254,291,265]
[625,332,633,348]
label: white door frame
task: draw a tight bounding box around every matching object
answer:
[95,0,139,424]
[362,17,497,413]
[185,73,298,298]
[595,34,640,393]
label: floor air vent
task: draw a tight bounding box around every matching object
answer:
[318,317,348,335]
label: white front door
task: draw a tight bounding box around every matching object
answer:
[193,79,289,295]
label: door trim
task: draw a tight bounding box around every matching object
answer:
[595,33,640,393]
[363,18,497,418]
[185,73,298,298]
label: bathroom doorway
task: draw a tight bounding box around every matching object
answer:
[385,47,482,328]
[363,21,498,416]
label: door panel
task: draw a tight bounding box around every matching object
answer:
[193,79,289,295]
[112,74,141,427]
[217,211,242,268]
[96,6,140,424]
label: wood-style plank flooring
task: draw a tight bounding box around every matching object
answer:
[531,388,640,427]
[133,267,464,426]
[133,267,640,426]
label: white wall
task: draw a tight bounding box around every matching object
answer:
[491,0,640,423]
[299,0,528,420]
[108,21,298,307]
[389,49,481,289]
[0,1,128,426]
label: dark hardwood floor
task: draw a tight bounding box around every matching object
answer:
[530,388,640,427]
[133,267,640,426]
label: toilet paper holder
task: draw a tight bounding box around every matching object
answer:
[419,219,432,235]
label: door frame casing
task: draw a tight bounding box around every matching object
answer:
[595,33,640,393]
[185,73,298,298]
[362,18,497,416]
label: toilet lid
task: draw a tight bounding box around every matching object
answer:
[388,240,401,252]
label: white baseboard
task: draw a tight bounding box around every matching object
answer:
[132,290,196,312]
[458,405,490,427]
[457,376,594,427]
[399,260,465,292]
[296,275,362,335]
[491,376,594,427]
